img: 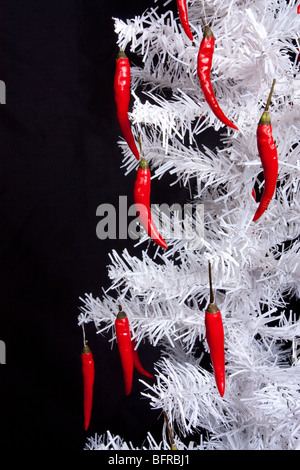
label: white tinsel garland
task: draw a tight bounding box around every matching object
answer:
[80,0,300,450]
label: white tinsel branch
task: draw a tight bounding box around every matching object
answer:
[82,0,300,450]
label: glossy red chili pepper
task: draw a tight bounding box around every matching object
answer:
[253,79,278,222]
[205,262,225,397]
[131,337,154,378]
[115,305,134,395]
[81,340,95,430]
[114,50,140,160]
[176,0,193,41]
[197,21,238,131]
[134,157,168,249]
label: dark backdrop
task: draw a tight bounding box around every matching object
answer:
[0,0,181,452]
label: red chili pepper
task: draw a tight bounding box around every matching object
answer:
[115,305,134,395]
[297,4,300,14]
[131,337,154,378]
[197,20,238,131]
[114,50,140,160]
[205,261,225,397]
[253,79,278,222]
[81,340,95,430]
[176,0,193,41]
[134,157,168,249]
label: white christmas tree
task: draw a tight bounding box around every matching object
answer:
[79,0,300,450]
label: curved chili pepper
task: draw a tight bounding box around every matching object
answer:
[114,50,140,160]
[81,340,95,431]
[197,21,238,131]
[134,157,168,249]
[176,0,193,41]
[115,305,134,395]
[205,261,225,397]
[131,337,154,378]
[253,79,278,222]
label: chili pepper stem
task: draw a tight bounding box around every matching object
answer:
[205,261,226,397]
[264,79,276,113]
[259,79,276,125]
[208,261,214,304]
[177,0,193,41]
[117,304,126,320]
[137,135,145,158]
[163,410,177,450]
[139,157,149,170]
[81,339,95,431]
[114,50,140,160]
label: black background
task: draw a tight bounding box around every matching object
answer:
[0,0,183,452]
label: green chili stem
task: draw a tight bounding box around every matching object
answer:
[82,340,91,354]
[116,304,126,320]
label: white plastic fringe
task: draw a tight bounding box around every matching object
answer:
[80,0,300,450]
